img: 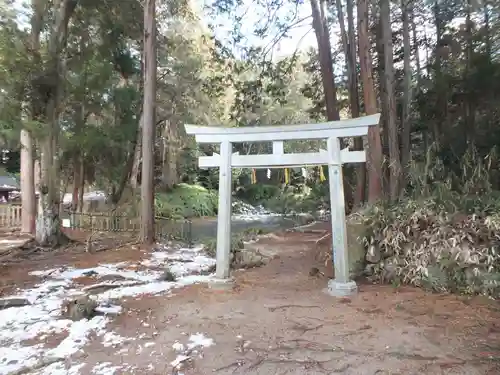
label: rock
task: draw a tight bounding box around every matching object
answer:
[157,269,176,282]
[232,249,266,269]
[61,296,98,321]
[297,213,315,225]
[0,297,31,310]
[366,244,381,263]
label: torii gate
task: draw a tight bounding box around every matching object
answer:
[184,114,380,297]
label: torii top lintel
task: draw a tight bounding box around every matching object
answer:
[184,114,381,143]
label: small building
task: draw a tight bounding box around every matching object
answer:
[0,176,20,202]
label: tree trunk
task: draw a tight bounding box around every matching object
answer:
[140,0,157,244]
[432,1,446,145]
[336,0,366,207]
[78,160,84,212]
[464,0,475,150]
[34,0,78,246]
[310,0,340,121]
[380,0,402,200]
[130,112,143,189]
[411,9,421,90]
[71,155,80,212]
[357,0,383,202]
[20,130,36,234]
[484,2,491,58]
[161,120,181,190]
[401,0,412,177]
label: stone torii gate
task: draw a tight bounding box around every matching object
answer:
[184,114,380,297]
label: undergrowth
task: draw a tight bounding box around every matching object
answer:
[239,183,328,214]
[155,183,218,219]
[353,147,500,297]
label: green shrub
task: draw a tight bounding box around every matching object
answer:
[155,183,218,219]
[236,184,281,204]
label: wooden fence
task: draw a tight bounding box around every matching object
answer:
[64,212,193,242]
[0,204,22,229]
[0,205,193,243]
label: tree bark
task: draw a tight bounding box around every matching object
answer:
[411,9,421,90]
[401,0,412,176]
[161,120,181,190]
[357,0,383,202]
[20,130,36,234]
[130,112,143,189]
[140,0,157,244]
[71,155,80,212]
[464,0,475,151]
[78,160,84,212]
[310,0,340,121]
[380,0,402,200]
[336,0,366,207]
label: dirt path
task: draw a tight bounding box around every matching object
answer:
[74,232,500,375]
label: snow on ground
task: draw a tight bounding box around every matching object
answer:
[232,200,281,222]
[0,245,216,375]
[170,332,215,373]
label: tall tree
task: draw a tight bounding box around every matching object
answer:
[336,0,366,206]
[401,0,412,175]
[380,0,402,200]
[357,0,383,202]
[310,0,340,121]
[33,0,78,246]
[140,0,157,244]
[21,0,43,235]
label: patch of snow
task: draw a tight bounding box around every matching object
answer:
[187,333,215,349]
[1,244,217,375]
[91,362,122,375]
[95,304,122,315]
[32,265,160,283]
[0,277,108,375]
[101,331,131,348]
[172,341,185,352]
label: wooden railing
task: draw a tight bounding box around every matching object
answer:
[0,204,22,228]
[0,205,193,243]
[65,212,193,242]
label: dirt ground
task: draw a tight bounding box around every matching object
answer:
[2,230,500,375]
